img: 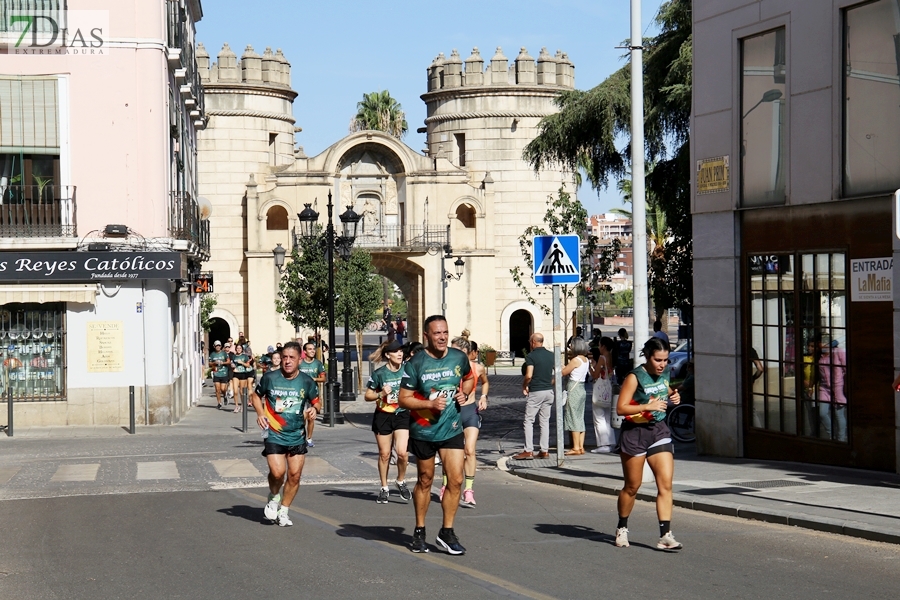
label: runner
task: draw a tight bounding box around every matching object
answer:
[250,341,321,527]
[456,338,489,507]
[614,337,683,551]
[398,315,474,555]
[231,343,254,412]
[298,342,326,447]
[209,341,231,409]
[224,340,236,405]
[364,340,411,504]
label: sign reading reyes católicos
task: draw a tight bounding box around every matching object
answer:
[0,252,182,282]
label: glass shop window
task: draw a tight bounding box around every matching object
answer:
[0,303,66,401]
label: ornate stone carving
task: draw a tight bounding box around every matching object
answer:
[340,179,352,211]
[385,178,398,215]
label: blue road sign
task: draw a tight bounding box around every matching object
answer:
[533,234,580,285]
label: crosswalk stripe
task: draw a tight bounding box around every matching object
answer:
[51,464,100,482]
[210,459,262,478]
[0,466,21,484]
[302,456,344,477]
[136,461,180,480]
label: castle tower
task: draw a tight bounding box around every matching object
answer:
[421,45,576,350]
[197,42,299,344]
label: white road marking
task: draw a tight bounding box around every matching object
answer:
[136,461,180,480]
[0,466,20,484]
[50,464,100,482]
[210,459,262,478]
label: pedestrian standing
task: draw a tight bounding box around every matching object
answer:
[513,333,554,460]
[298,342,326,448]
[387,320,397,343]
[398,315,474,554]
[364,340,411,504]
[251,341,321,527]
[396,318,405,345]
[589,338,615,453]
[562,338,590,455]
[209,341,231,409]
[614,337,683,550]
[614,328,633,385]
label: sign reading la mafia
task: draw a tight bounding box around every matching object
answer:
[850,257,892,302]
[0,252,182,282]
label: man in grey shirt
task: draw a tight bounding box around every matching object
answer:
[513,333,555,460]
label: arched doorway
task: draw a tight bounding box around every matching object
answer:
[509,309,533,358]
[209,317,230,347]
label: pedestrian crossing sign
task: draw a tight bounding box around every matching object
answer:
[533,234,581,285]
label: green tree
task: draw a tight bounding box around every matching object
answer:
[349,90,408,139]
[510,186,620,342]
[522,0,692,312]
[276,234,329,333]
[200,294,217,332]
[336,248,383,389]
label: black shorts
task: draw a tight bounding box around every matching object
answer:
[372,410,410,435]
[235,372,254,380]
[460,402,481,429]
[409,432,464,461]
[213,376,229,384]
[619,420,673,457]
[262,441,309,457]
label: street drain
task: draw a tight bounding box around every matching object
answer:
[732,479,813,489]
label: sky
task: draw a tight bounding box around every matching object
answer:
[196,0,664,216]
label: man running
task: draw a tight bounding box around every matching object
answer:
[399,315,474,555]
[298,342,326,447]
[250,341,321,527]
[209,341,231,409]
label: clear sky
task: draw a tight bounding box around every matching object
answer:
[196,0,663,216]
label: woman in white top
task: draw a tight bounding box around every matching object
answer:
[590,337,616,453]
[562,337,591,455]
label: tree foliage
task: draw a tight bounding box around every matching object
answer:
[276,233,329,332]
[349,90,408,139]
[336,248,383,332]
[200,294,217,332]
[522,0,693,310]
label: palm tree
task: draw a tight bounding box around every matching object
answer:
[349,91,408,139]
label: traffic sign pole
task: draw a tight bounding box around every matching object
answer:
[553,284,564,466]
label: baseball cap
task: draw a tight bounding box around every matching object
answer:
[213,340,222,346]
[267,345,276,353]
[384,340,403,353]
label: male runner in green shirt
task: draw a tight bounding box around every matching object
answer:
[399,315,474,554]
[298,342,326,447]
[250,341,321,527]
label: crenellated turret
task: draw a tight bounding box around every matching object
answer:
[443,49,463,88]
[428,53,445,92]
[515,47,535,85]
[425,44,574,92]
[275,49,291,87]
[537,47,556,85]
[261,47,278,84]
[241,45,262,83]
[489,47,508,85]
[197,42,209,82]
[217,42,239,82]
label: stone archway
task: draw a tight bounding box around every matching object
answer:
[370,253,424,343]
[509,309,533,358]
[500,300,544,353]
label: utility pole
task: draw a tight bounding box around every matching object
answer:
[630,0,649,361]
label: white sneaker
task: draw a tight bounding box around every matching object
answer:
[615,527,630,547]
[277,508,293,527]
[264,493,281,522]
[657,531,683,550]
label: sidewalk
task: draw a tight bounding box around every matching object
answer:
[500,445,900,545]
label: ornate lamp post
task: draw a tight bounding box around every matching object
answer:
[296,192,359,427]
[440,244,465,316]
[337,207,361,407]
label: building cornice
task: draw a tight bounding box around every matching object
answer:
[206,109,296,125]
[421,84,565,103]
[202,83,298,101]
[424,110,555,125]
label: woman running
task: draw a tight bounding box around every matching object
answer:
[614,337,683,550]
[589,337,615,453]
[456,339,489,507]
[231,343,254,412]
[562,337,591,455]
[364,340,412,504]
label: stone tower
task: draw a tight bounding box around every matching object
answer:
[421,46,576,350]
[196,42,299,342]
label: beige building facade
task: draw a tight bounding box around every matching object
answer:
[199,44,576,356]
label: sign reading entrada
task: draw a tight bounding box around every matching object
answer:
[0,252,181,282]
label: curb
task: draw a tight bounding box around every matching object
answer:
[499,461,900,546]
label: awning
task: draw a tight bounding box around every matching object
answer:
[0,284,98,304]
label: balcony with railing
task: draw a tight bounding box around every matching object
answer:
[0,184,76,237]
[166,0,204,121]
[169,191,209,256]
[293,224,449,253]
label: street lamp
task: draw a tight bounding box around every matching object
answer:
[337,205,361,408]
[440,244,466,316]
[272,243,287,273]
[742,88,783,119]
[296,192,359,427]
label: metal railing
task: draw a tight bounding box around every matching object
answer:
[293,224,449,252]
[169,191,207,252]
[0,184,76,237]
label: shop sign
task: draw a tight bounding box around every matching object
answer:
[86,321,124,373]
[850,257,893,302]
[0,252,181,282]
[697,155,730,195]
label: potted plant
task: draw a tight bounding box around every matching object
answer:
[480,344,496,367]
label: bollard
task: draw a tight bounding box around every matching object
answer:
[129,385,136,434]
[6,384,12,437]
[242,387,248,433]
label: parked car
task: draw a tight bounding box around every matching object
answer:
[667,340,692,379]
